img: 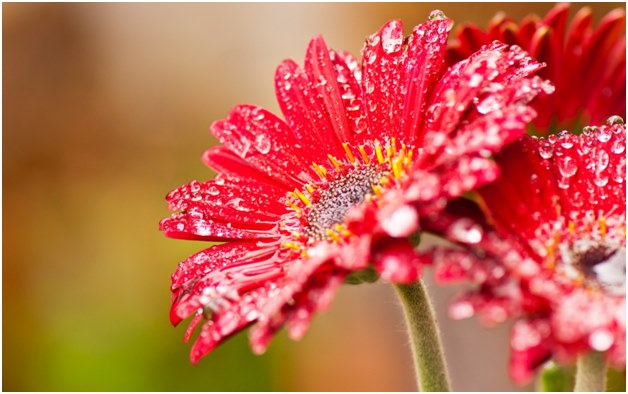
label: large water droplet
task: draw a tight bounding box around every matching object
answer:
[606,115,624,125]
[254,134,271,154]
[593,174,609,187]
[557,156,577,177]
[596,150,609,172]
[539,141,554,159]
[611,138,626,154]
[597,128,612,143]
[381,21,402,54]
[428,9,447,21]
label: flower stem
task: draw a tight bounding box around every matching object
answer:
[574,352,607,392]
[394,280,451,392]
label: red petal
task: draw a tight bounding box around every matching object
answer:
[329,50,366,137]
[211,105,322,187]
[373,238,421,284]
[202,146,291,191]
[358,20,406,144]
[424,43,544,152]
[165,178,285,229]
[509,319,552,384]
[401,17,450,144]
[447,23,490,64]
[274,60,345,162]
[170,241,283,324]
[517,15,541,49]
[304,37,352,143]
[480,135,559,240]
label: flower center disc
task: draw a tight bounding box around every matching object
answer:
[305,167,383,240]
[573,241,626,295]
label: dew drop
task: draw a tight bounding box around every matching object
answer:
[557,156,577,177]
[538,141,554,159]
[597,128,612,143]
[381,21,402,54]
[611,138,625,154]
[254,134,271,154]
[560,139,574,149]
[428,9,447,21]
[593,174,609,187]
[207,186,219,196]
[606,115,624,125]
[596,150,609,172]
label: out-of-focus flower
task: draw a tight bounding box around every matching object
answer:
[422,119,626,383]
[448,3,626,132]
[160,11,550,363]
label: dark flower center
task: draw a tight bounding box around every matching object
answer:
[305,167,383,240]
[573,242,626,296]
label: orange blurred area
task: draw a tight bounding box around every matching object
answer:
[3,2,624,391]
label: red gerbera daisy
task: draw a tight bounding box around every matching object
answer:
[448,3,626,132]
[160,11,551,363]
[422,119,626,383]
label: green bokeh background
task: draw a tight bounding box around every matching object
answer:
[3,2,624,391]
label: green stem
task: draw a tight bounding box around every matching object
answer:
[394,280,451,392]
[574,352,607,392]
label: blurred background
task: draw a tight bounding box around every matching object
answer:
[4,2,624,391]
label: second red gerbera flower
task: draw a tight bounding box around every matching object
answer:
[422,119,626,383]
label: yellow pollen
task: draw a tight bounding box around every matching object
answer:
[312,162,327,179]
[401,143,407,161]
[390,137,397,156]
[294,189,311,206]
[545,243,556,270]
[281,241,302,251]
[305,184,315,194]
[372,184,382,199]
[568,221,575,235]
[392,157,403,179]
[405,149,414,170]
[286,200,301,212]
[325,228,342,243]
[600,216,607,236]
[375,141,385,164]
[358,145,370,164]
[386,145,393,167]
[333,223,352,237]
[327,154,341,171]
[342,143,356,164]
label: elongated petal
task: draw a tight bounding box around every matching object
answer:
[275,60,345,161]
[305,37,352,143]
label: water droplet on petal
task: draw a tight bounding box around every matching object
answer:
[428,9,447,20]
[597,128,612,143]
[612,138,626,154]
[606,115,624,125]
[254,134,271,154]
[593,174,609,187]
[596,150,609,171]
[557,156,577,177]
[539,141,554,159]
